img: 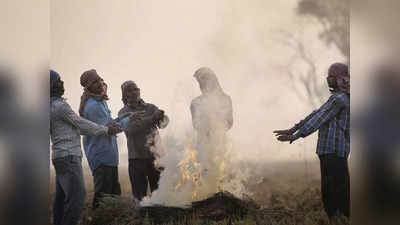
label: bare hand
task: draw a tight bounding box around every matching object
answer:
[106,122,123,135]
[273,129,294,136]
[276,134,295,144]
[156,166,165,172]
[152,110,164,121]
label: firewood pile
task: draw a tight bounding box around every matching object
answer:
[138,191,259,224]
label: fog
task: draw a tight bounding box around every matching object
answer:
[52,0,344,162]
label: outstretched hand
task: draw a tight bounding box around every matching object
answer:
[106,122,123,136]
[273,129,295,144]
[276,134,295,144]
[273,129,294,136]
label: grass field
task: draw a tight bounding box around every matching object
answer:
[50,160,349,225]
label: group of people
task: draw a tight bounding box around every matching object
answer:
[50,62,350,225]
[50,69,168,225]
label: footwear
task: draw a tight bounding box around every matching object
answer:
[132,196,141,208]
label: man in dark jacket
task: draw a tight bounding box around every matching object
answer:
[118,80,168,204]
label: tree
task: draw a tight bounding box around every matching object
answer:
[297,0,349,61]
[285,0,349,107]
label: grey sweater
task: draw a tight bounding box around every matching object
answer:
[50,97,108,159]
[118,101,168,159]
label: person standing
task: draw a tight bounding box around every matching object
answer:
[79,69,124,209]
[118,80,168,204]
[50,70,121,225]
[274,63,350,220]
[189,67,233,194]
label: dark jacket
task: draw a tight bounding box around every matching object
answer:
[118,100,167,159]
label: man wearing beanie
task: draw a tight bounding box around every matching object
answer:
[118,80,168,205]
[50,70,121,225]
[274,63,350,221]
[79,69,124,209]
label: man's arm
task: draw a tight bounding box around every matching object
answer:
[274,110,317,137]
[153,104,168,129]
[120,106,160,135]
[288,110,318,134]
[124,115,155,134]
[157,114,169,129]
[292,95,346,140]
[58,102,108,136]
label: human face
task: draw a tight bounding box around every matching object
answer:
[194,74,207,94]
[102,81,107,95]
[327,74,338,89]
[52,77,65,96]
[125,83,141,105]
[88,77,103,95]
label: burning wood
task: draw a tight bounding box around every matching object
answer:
[139,191,259,224]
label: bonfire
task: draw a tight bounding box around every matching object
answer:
[89,191,258,225]
[138,191,259,224]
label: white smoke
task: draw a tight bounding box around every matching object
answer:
[143,130,250,207]
[144,86,250,206]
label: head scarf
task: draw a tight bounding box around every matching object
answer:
[79,69,107,116]
[194,67,224,94]
[328,63,350,94]
[101,80,110,100]
[50,70,60,91]
[121,80,142,106]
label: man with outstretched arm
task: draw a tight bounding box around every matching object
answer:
[79,69,140,209]
[274,63,350,221]
[50,70,121,225]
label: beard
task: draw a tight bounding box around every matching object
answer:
[127,98,140,106]
[51,86,64,97]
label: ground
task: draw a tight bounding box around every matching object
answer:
[49,160,349,225]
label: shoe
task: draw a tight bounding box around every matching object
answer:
[132,196,141,209]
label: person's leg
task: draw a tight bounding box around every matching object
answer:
[55,156,86,225]
[128,159,139,203]
[129,159,148,201]
[333,156,350,218]
[319,154,337,218]
[111,166,121,196]
[92,165,110,209]
[53,168,66,225]
[147,160,161,193]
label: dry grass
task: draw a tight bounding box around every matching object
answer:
[50,160,349,225]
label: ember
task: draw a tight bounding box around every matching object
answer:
[139,191,258,224]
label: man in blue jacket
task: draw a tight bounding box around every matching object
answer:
[79,69,122,209]
[50,70,122,225]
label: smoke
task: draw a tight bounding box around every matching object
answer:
[50,0,346,206]
[144,131,250,206]
[144,72,250,206]
[297,0,349,59]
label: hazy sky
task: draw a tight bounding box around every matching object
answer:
[51,0,345,163]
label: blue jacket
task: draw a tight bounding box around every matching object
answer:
[82,97,119,172]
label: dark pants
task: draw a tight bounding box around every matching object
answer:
[52,155,86,225]
[319,154,350,219]
[129,159,161,201]
[92,164,121,209]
